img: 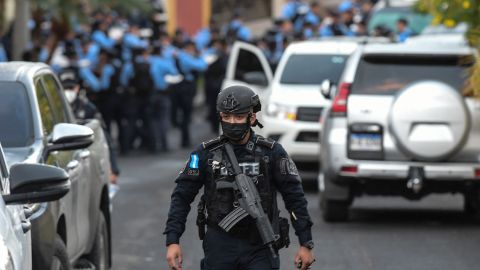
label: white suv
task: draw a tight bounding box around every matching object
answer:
[222,38,387,180]
[319,40,480,221]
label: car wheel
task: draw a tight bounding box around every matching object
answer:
[51,235,70,270]
[87,213,109,270]
[320,195,350,222]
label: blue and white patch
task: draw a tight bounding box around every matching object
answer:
[189,154,199,169]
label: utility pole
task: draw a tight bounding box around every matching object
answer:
[12,0,30,60]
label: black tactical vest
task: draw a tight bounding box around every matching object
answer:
[202,136,277,235]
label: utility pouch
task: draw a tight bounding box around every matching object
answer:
[275,217,290,250]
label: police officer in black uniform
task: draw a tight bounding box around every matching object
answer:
[164,85,315,270]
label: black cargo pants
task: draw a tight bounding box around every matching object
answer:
[201,227,280,270]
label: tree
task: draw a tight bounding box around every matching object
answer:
[417,0,480,98]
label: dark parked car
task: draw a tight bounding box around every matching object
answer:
[0,62,112,270]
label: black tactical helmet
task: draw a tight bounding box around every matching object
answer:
[216,85,261,114]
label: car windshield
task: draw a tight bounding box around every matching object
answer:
[351,55,472,95]
[0,82,35,147]
[368,8,432,34]
[280,54,347,85]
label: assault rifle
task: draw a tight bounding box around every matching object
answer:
[216,143,279,258]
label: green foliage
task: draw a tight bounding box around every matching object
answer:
[418,0,480,98]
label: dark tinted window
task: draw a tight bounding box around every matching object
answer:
[234,49,265,82]
[0,82,34,147]
[351,55,472,95]
[42,75,68,123]
[280,54,347,85]
[36,80,55,135]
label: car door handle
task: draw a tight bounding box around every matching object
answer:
[22,220,31,233]
[79,150,91,159]
[67,160,80,171]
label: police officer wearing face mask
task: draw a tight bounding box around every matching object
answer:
[164,85,315,270]
[59,70,121,184]
[59,69,100,120]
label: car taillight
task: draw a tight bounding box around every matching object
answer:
[475,168,480,178]
[332,83,351,116]
[341,165,358,174]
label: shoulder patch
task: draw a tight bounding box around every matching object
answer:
[255,135,275,149]
[179,154,201,176]
[280,157,299,176]
[202,136,226,150]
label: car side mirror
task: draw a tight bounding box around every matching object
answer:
[3,163,70,205]
[243,71,269,87]
[48,123,94,152]
[320,79,335,99]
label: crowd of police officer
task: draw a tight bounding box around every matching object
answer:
[0,0,411,157]
[5,10,234,155]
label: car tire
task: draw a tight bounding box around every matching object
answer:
[87,213,110,270]
[51,235,71,270]
[320,195,350,222]
[464,192,480,221]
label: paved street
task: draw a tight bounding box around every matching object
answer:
[111,109,480,270]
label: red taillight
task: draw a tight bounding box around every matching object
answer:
[332,82,351,116]
[475,168,480,178]
[341,165,358,174]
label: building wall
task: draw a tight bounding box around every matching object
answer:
[177,0,203,35]
[167,0,211,36]
[167,0,272,36]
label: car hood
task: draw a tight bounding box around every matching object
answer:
[268,84,331,107]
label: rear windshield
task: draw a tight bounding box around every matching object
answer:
[280,54,347,85]
[0,82,34,147]
[351,55,472,95]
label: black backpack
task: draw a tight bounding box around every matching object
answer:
[130,61,153,97]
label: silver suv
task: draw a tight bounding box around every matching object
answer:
[319,41,480,221]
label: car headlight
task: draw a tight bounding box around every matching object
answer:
[266,103,296,120]
[0,235,13,270]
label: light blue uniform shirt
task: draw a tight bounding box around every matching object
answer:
[150,56,178,91]
[281,1,300,20]
[0,44,7,62]
[100,64,115,91]
[305,12,320,26]
[226,20,252,41]
[120,61,133,87]
[319,24,354,37]
[79,43,101,69]
[397,28,413,43]
[122,33,149,61]
[92,30,116,50]
[177,51,208,82]
[120,56,152,87]
[195,28,211,51]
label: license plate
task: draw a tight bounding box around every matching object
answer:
[350,133,382,151]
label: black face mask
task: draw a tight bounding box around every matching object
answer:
[221,121,250,142]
